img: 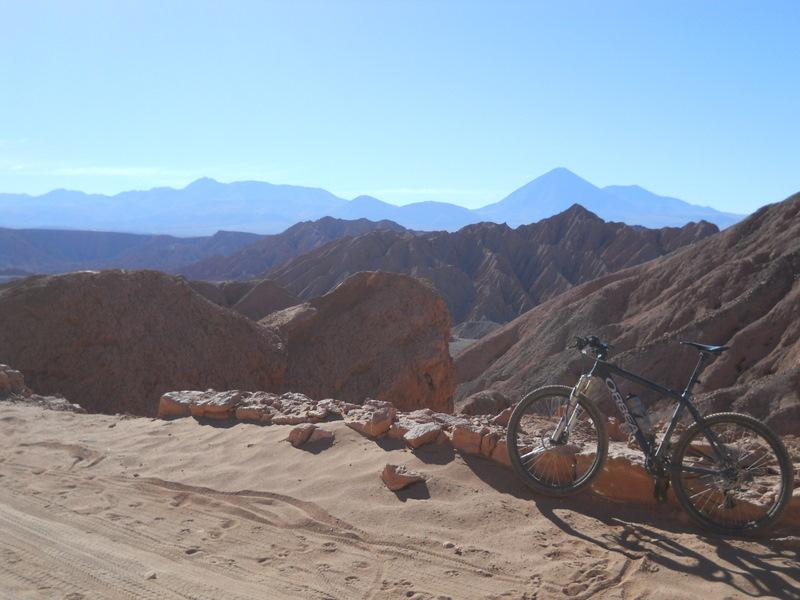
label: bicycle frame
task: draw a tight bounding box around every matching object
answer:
[576,352,730,474]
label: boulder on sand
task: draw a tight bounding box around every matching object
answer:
[262,271,455,413]
[345,399,397,438]
[381,464,426,491]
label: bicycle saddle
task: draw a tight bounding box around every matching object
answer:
[679,340,730,354]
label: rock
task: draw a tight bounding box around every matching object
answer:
[456,389,510,416]
[0,364,27,397]
[307,427,335,444]
[490,407,512,427]
[479,431,499,457]
[144,571,157,580]
[158,391,203,418]
[286,423,318,447]
[431,413,471,431]
[451,424,487,455]
[345,399,397,438]
[189,390,246,419]
[581,442,658,505]
[388,416,417,440]
[262,271,455,413]
[490,439,511,467]
[381,464,426,491]
[271,392,328,425]
[0,270,287,416]
[443,541,455,549]
[235,392,278,423]
[403,422,443,449]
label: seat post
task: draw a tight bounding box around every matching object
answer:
[682,353,706,397]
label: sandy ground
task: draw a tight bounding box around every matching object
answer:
[1,405,798,600]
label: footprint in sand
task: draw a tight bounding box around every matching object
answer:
[322,542,337,553]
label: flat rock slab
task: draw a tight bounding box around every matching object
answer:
[381,464,426,491]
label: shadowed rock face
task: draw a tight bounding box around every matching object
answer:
[456,193,800,434]
[266,205,718,324]
[262,271,455,413]
[181,216,406,281]
[189,278,299,321]
[0,269,456,417]
[0,270,287,416]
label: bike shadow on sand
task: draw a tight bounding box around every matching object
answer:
[461,452,800,600]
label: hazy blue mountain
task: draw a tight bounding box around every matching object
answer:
[332,196,476,231]
[0,169,744,235]
[476,168,744,228]
[601,185,743,228]
[0,178,346,235]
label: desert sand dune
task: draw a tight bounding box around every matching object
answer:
[1,405,798,600]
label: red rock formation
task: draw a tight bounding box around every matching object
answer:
[262,271,455,412]
[456,193,800,434]
[190,278,299,321]
[381,464,426,491]
[182,216,406,281]
[267,205,717,325]
[0,270,287,416]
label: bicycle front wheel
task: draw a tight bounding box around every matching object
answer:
[507,385,608,497]
[671,412,794,535]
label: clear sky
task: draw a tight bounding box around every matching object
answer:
[1,1,797,213]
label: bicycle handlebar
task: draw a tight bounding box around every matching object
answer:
[574,335,612,356]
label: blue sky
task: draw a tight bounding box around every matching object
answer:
[1,1,797,213]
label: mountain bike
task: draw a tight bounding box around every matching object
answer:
[506,335,794,535]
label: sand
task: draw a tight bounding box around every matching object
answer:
[1,404,798,600]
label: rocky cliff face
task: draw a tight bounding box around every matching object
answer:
[262,271,455,413]
[181,216,406,281]
[456,193,800,434]
[189,278,299,321]
[0,270,288,416]
[0,269,455,416]
[266,205,717,324]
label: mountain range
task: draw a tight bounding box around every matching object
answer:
[263,206,717,324]
[0,168,742,235]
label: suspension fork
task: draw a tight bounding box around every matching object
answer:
[550,377,587,443]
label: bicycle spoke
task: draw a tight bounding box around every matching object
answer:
[677,418,787,531]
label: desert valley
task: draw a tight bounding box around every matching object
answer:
[3,3,798,598]
[1,186,799,599]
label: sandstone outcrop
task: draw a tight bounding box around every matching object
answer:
[381,464,426,491]
[262,271,455,412]
[0,270,287,416]
[267,206,717,325]
[456,193,800,435]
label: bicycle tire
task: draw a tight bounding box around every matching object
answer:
[507,385,608,497]
[671,412,793,536]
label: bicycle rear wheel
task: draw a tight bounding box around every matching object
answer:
[507,385,607,497]
[671,412,793,535]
